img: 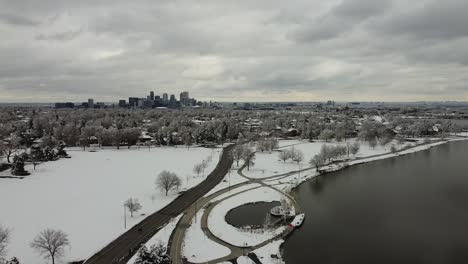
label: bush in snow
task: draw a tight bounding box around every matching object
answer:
[135,243,170,264]
[0,257,20,264]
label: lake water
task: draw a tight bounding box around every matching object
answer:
[282,140,468,264]
[225,201,279,228]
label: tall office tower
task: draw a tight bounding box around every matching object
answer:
[150,91,155,101]
[179,91,189,106]
[163,93,168,103]
[169,94,176,106]
[88,98,94,108]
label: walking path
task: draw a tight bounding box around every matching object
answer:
[169,150,301,264]
[168,139,456,264]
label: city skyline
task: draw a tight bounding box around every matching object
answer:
[1,0,468,103]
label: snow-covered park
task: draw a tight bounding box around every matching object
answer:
[179,137,458,264]
[0,146,220,264]
[246,138,418,180]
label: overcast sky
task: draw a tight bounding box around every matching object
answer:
[1,0,467,102]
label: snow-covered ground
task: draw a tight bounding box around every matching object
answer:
[182,209,231,263]
[181,137,466,264]
[126,214,182,264]
[0,146,220,264]
[248,139,414,179]
[208,187,287,247]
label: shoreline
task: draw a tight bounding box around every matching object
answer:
[275,138,467,263]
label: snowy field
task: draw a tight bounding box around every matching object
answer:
[0,146,220,264]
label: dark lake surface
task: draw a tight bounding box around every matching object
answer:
[283,140,468,264]
[226,201,279,228]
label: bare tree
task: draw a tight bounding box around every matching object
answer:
[156,171,181,196]
[30,228,70,264]
[291,149,304,164]
[201,160,209,176]
[369,138,378,149]
[0,225,10,258]
[309,154,326,171]
[232,144,245,167]
[278,150,290,162]
[124,198,142,217]
[241,146,255,170]
[193,163,203,177]
[1,135,20,163]
[350,142,360,156]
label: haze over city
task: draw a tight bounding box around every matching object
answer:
[1,0,468,103]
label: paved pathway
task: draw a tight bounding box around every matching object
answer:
[169,150,302,264]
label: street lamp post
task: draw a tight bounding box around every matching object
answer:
[124,204,127,229]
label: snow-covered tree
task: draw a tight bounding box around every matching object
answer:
[30,229,70,264]
[134,243,170,264]
[124,198,142,217]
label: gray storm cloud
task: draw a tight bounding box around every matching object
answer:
[0,0,467,102]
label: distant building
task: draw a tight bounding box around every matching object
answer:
[55,102,75,109]
[180,91,190,106]
[96,102,105,108]
[163,93,168,104]
[118,100,126,107]
[150,91,155,101]
[88,98,94,108]
[129,97,139,107]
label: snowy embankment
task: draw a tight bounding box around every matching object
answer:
[243,138,467,264]
[247,138,409,180]
[0,146,220,264]
[183,138,464,264]
[208,187,287,247]
[126,214,182,264]
[182,209,231,263]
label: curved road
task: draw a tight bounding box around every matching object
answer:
[169,152,303,264]
[83,144,234,264]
